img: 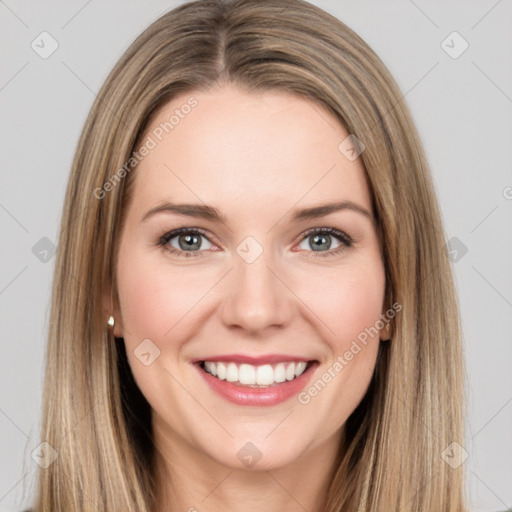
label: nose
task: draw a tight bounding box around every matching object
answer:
[219,245,294,334]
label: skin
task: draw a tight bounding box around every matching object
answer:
[108,83,390,512]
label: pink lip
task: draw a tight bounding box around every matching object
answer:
[191,353,313,365]
[194,360,319,407]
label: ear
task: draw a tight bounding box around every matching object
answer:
[102,281,124,338]
[379,296,393,342]
[379,318,391,342]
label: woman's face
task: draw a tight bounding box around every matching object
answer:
[113,84,388,471]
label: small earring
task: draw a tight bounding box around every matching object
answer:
[107,315,115,331]
[380,322,392,342]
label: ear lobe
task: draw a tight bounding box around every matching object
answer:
[110,316,124,339]
[379,320,392,341]
[102,284,112,318]
[379,304,392,342]
[380,292,394,341]
[102,282,124,338]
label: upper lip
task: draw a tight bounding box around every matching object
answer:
[191,354,316,365]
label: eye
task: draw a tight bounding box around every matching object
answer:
[157,227,215,257]
[157,226,353,259]
[296,227,353,257]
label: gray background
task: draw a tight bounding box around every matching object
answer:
[1,1,511,510]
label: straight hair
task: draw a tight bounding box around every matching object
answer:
[33,0,466,510]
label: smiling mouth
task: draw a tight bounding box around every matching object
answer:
[198,360,316,388]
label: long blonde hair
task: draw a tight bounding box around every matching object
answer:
[34,0,467,510]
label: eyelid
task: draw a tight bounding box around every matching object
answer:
[157,227,219,255]
[294,226,353,246]
[158,226,212,245]
[157,226,353,257]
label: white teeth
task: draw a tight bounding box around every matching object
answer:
[226,362,238,382]
[201,360,310,386]
[256,365,274,385]
[294,361,307,377]
[204,361,216,376]
[285,363,295,381]
[274,363,286,383]
[239,364,256,385]
[216,362,227,380]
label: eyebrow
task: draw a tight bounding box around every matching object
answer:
[141,200,373,224]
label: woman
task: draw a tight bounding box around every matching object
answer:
[31,0,467,510]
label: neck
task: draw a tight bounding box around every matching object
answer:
[152,422,343,512]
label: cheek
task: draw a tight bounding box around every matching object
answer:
[301,261,386,350]
[115,244,213,411]
[118,238,386,350]
[292,264,384,428]
[116,242,219,347]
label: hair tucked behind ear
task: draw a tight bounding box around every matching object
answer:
[33,1,466,510]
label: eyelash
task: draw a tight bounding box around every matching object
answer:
[156,227,353,259]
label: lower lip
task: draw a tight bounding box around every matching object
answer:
[195,362,318,407]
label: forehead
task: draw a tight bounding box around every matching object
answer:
[131,85,372,215]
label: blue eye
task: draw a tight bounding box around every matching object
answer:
[157,227,353,258]
[158,228,214,258]
[296,227,353,257]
